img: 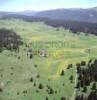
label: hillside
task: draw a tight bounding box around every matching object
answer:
[0,19,97,100]
[1,7,97,36]
[1,14,97,36]
[0,7,97,23]
[35,7,97,23]
[17,10,37,16]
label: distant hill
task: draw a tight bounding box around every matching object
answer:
[0,7,97,23]
[35,7,97,23]
[17,10,37,16]
[0,12,16,17]
[91,7,97,11]
[0,11,37,17]
[0,7,97,35]
[1,13,97,36]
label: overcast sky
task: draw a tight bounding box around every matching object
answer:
[0,0,97,11]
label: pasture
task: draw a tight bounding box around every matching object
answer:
[0,19,97,100]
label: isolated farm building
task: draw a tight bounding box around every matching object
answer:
[39,50,48,57]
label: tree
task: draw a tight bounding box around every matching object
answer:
[61,97,66,100]
[69,75,74,83]
[30,54,33,59]
[38,83,44,89]
[91,82,96,90]
[30,77,33,82]
[67,64,73,69]
[46,97,48,100]
[34,64,38,68]
[82,86,87,93]
[48,88,54,94]
[81,61,86,66]
[0,48,2,53]
[60,70,65,76]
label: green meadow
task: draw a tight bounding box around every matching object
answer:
[0,19,97,100]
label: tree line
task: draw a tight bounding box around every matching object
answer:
[2,15,97,35]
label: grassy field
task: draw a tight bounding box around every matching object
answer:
[0,19,97,100]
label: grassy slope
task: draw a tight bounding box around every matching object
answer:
[0,19,97,100]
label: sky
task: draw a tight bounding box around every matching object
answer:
[0,0,97,11]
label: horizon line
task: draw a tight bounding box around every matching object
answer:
[0,6,97,12]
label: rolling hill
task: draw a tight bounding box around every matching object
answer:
[0,7,97,23]
[35,7,97,23]
[17,10,37,16]
[0,19,97,100]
